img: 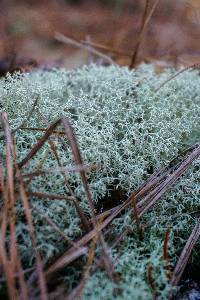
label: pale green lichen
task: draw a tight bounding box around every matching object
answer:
[0,64,200,299]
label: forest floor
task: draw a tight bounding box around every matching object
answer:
[1,1,200,299]
[0,0,200,70]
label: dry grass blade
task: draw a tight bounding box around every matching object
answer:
[27,191,75,201]
[130,0,150,68]
[0,113,29,299]
[23,163,100,178]
[0,98,39,141]
[1,113,15,206]
[15,165,48,300]
[2,111,199,298]
[49,141,91,232]
[108,146,199,262]
[12,96,39,135]
[1,112,18,299]
[62,118,117,281]
[82,40,131,57]
[0,191,11,297]
[163,225,172,280]
[55,32,115,65]
[17,116,115,279]
[170,218,200,287]
[156,62,200,92]
[12,138,29,300]
[45,247,88,277]
[38,111,91,231]
[21,164,96,177]
[20,126,65,136]
[0,211,16,300]
[18,114,90,231]
[2,112,17,274]
[102,143,199,236]
[0,235,17,299]
[136,144,200,217]
[46,142,200,275]
[66,232,98,300]
[45,212,118,277]
[163,225,170,263]
[62,119,95,219]
[147,264,157,299]
[15,252,29,300]
[1,113,17,269]
[130,0,160,68]
[32,204,87,250]
[18,118,62,168]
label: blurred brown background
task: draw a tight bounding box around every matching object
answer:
[0,0,200,69]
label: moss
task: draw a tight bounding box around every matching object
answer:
[0,64,200,299]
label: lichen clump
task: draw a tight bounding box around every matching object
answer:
[0,64,200,299]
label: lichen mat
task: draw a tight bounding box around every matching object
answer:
[0,64,200,299]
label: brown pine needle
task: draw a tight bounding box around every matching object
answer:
[46,141,200,275]
[156,62,200,92]
[130,0,160,68]
[55,32,115,65]
[20,126,65,135]
[131,195,143,240]
[163,225,172,280]
[82,40,131,57]
[170,219,200,287]
[147,264,157,299]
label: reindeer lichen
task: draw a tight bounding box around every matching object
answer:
[0,64,200,299]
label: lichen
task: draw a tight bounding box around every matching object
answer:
[0,64,200,299]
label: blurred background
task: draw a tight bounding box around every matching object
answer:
[0,0,200,71]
